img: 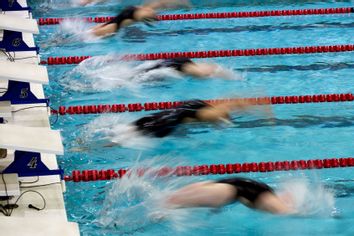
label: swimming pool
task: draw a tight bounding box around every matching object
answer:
[32,0,354,235]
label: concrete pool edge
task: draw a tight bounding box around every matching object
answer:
[0,1,79,235]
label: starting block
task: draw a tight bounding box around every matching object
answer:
[0,101,12,118]
[0,15,38,34]
[3,151,63,179]
[0,15,39,53]
[0,61,48,84]
[0,173,20,196]
[0,124,64,155]
[0,0,31,12]
[0,80,48,105]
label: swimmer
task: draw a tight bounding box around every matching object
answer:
[131,98,271,138]
[164,177,294,214]
[90,0,190,37]
[141,57,237,79]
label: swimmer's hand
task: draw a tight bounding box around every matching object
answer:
[215,117,235,129]
[212,66,244,80]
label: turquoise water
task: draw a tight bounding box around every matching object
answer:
[31,0,354,235]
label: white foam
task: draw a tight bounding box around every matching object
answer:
[96,156,207,233]
[211,65,244,80]
[276,177,336,217]
[41,19,100,48]
[77,114,156,150]
[60,19,102,43]
[62,57,181,93]
[37,0,74,12]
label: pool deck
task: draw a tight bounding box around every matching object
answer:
[0,1,79,235]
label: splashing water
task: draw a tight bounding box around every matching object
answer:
[35,0,75,12]
[95,156,208,234]
[76,114,156,150]
[60,19,101,43]
[42,19,101,48]
[62,56,181,93]
[276,177,336,217]
[93,158,339,234]
[212,65,245,81]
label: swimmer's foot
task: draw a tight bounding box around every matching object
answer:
[103,142,121,148]
[69,146,90,152]
[148,211,168,222]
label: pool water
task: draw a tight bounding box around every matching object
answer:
[31,0,354,235]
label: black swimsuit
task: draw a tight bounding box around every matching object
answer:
[216,177,274,203]
[106,6,158,30]
[144,58,194,73]
[133,100,208,137]
[105,6,137,28]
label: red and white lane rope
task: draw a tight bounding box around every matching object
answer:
[64,157,354,182]
[41,44,354,65]
[52,93,354,116]
[38,7,354,25]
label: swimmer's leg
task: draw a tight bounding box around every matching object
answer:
[91,23,118,37]
[196,98,273,123]
[165,181,236,208]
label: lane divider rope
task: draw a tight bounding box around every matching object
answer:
[41,44,354,65]
[52,93,354,115]
[64,157,354,182]
[38,7,354,25]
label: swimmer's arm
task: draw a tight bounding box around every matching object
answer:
[183,63,240,80]
[90,23,119,37]
[222,98,274,123]
[197,98,273,122]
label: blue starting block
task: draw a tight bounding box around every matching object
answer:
[0,0,31,11]
[0,30,39,53]
[3,151,64,179]
[0,80,48,105]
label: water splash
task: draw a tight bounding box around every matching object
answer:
[212,65,245,80]
[62,56,181,93]
[34,0,75,12]
[276,177,336,217]
[76,114,156,150]
[60,19,102,43]
[41,18,101,48]
[95,156,208,233]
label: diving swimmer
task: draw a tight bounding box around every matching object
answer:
[132,98,271,138]
[141,57,237,79]
[164,177,294,214]
[90,0,190,37]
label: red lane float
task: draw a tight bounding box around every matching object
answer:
[41,44,354,65]
[64,157,354,182]
[38,7,354,25]
[51,93,354,116]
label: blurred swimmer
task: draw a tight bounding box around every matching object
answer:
[141,57,237,80]
[164,177,294,214]
[90,0,190,37]
[131,98,271,138]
